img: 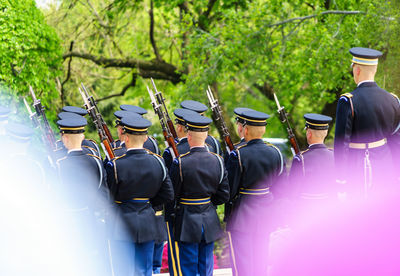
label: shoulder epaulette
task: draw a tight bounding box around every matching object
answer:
[237,144,247,151]
[340,92,353,99]
[301,148,310,154]
[87,153,101,160]
[82,145,97,151]
[179,151,191,159]
[113,146,123,150]
[87,139,98,144]
[112,154,126,161]
[147,150,163,159]
[391,93,399,100]
[56,156,67,164]
[209,151,223,159]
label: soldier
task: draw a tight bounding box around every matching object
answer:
[105,115,174,276]
[55,116,110,274]
[180,100,223,155]
[54,111,101,158]
[289,113,335,201]
[119,104,160,155]
[233,107,252,147]
[226,108,285,276]
[334,47,400,198]
[60,106,101,158]
[161,107,198,275]
[114,104,166,274]
[112,110,142,157]
[162,108,198,169]
[169,113,229,276]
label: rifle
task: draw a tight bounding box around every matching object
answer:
[147,85,179,158]
[79,83,115,160]
[206,86,235,153]
[150,78,178,140]
[273,93,301,156]
[28,86,57,151]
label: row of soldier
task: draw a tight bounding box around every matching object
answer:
[1,46,400,276]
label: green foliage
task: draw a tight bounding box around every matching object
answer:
[0,0,62,112]
[43,0,400,148]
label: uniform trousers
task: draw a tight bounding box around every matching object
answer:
[230,230,270,276]
[153,242,164,273]
[112,240,154,276]
[177,232,214,276]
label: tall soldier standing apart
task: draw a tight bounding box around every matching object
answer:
[180,100,223,155]
[169,113,229,276]
[105,115,174,276]
[334,47,400,198]
[226,108,285,276]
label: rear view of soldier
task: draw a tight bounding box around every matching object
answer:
[105,115,173,276]
[169,113,229,276]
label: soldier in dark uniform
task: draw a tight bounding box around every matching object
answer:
[169,113,229,276]
[162,108,198,169]
[114,108,165,273]
[105,115,174,276]
[112,110,142,157]
[161,107,197,275]
[60,106,101,158]
[226,108,285,276]
[180,100,223,155]
[55,116,110,274]
[334,47,400,198]
[54,111,101,159]
[289,114,335,201]
[119,104,160,155]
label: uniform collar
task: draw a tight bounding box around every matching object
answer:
[308,143,327,149]
[247,138,264,145]
[190,146,208,153]
[67,149,84,155]
[126,148,147,155]
[357,80,376,87]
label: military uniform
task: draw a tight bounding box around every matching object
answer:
[114,107,165,274]
[105,116,174,276]
[334,48,400,197]
[169,113,229,276]
[180,100,223,155]
[55,116,110,274]
[289,114,335,201]
[226,109,284,276]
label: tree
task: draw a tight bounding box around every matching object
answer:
[0,0,62,115]
[45,0,400,149]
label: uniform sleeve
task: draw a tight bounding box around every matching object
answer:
[226,150,242,201]
[211,165,230,205]
[105,160,117,199]
[162,148,173,170]
[286,155,303,198]
[151,175,174,206]
[169,158,182,198]
[334,97,353,179]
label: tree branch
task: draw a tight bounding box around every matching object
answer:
[96,73,137,102]
[149,0,161,61]
[198,0,218,31]
[62,51,182,83]
[61,41,74,104]
[268,10,364,28]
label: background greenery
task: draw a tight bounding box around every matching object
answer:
[2,0,400,150]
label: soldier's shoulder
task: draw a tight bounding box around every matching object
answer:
[86,138,98,144]
[179,151,191,159]
[146,150,163,159]
[113,154,126,162]
[339,92,354,101]
[86,153,101,160]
